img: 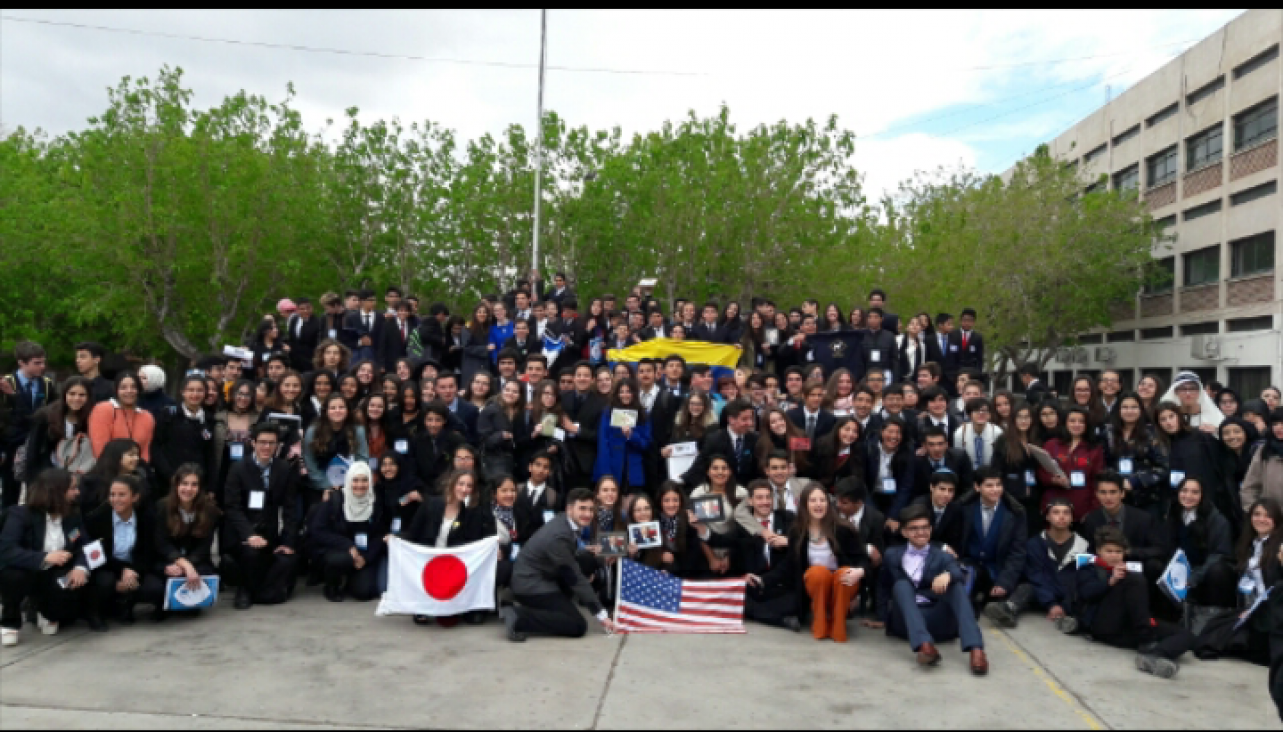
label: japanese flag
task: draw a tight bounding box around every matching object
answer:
[376,536,498,617]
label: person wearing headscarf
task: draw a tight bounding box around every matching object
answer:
[1242,399,1271,437]
[1216,388,1242,419]
[308,462,387,602]
[1242,409,1283,514]
[137,365,176,421]
[373,451,426,539]
[1160,371,1224,434]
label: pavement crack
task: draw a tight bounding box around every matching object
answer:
[993,626,1113,730]
[590,635,627,730]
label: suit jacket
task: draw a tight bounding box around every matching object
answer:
[511,512,602,613]
[413,317,448,363]
[308,493,390,565]
[877,543,965,620]
[1024,380,1052,406]
[690,322,723,343]
[405,497,494,548]
[86,503,158,576]
[855,503,888,554]
[909,496,966,552]
[285,314,324,372]
[860,329,899,381]
[956,491,1028,592]
[410,428,467,491]
[926,332,952,373]
[787,407,836,441]
[561,390,606,475]
[681,428,761,488]
[1081,505,1168,564]
[912,449,976,504]
[447,398,481,445]
[863,441,918,519]
[948,330,985,372]
[762,523,869,616]
[0,507,91,573]
[1,374,57,447]
[718,509,795,576]
[381,317,418,371]
[223,457,299,548]
[153,497,219,571]
[639,325,669,341]
[513,483,562,545]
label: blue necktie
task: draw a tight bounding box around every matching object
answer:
[974,435,985,467]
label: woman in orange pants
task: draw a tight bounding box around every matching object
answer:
[750,485,868,642]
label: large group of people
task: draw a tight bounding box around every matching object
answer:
[2,276,1283,685]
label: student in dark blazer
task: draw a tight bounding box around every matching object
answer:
[926,315,952,375]
[1018,364,1051,405]
[501,320,541,366]
[86,474,158,625]
[223,423,300,611]
[433,372,479,445]
[561,362,606,487]
[404,469,496,625]
[913,425,975,505]
[1,343,57,510]
[717,480,800,630]
[309,463,388,602]
[411,403,467,492]
[381,303,418,373]
[813,417,865,491]
[513,452,561,544]
[864,416,918,522]
[285,298,324,373]
[788,383,837,441]
[0,470,95,641]
[1080,472,1168,585]
[949,309,985,375]
[151,376,218,494]
[956,467,1028,614]
[860,310,899,381]
[877,504,988,674]
[910,471,967,553]
[150,466,222,621]
[681,401,761,488]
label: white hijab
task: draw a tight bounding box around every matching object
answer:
[341,462,375,523]
[1160,371,1224,431]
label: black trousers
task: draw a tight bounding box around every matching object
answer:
[0,568,88,629]
[1189,559,1238,608]
[90,565,165,615]
[236,543,299,604]
[0,450,20,510]
[321,551,380,601]
[1089,574,1193,661]
[746,582,798,626]
[513,590,588,638]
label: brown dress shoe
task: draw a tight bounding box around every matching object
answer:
[917,643,941,666]
[970,648,989,676]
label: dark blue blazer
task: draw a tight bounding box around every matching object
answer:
[448,398,480,445]
[877,543,965,621]
[956,492,1027,592]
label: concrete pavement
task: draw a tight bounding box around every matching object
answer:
[1,593,1277,730]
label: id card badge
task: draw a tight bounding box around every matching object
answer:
[950,344,959,352]
[355,534,368,551]
[1070,471,1086,489]
[511,544,521,561]
[543,510,556,524]
[1024,470,1036,488]
[395,439,409,455]
[1125,562,1143,574]
[553,428,566,442]
[1239,575,1256,595]
[1170,471,1185,488]
[1118,458,1133,476]
[391,518,403,535]
[328,329,337,340]
[870,350,881,364]
[229,443,244,461]
[249,491,266,510]
[881,477,897,494]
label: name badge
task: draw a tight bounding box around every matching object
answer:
[1125,562,1143,574]
[950,344,959,352]
[870,349,881,364]
[1024,470,1036,487]
[511,544,521,561]
[1240,575,1258,595]
[229,443,244,461]
[880,477,897,494]
[806,352,814,362]
[1170,471,1185,488]
[553,428,566,442]
[249,491,266,510]
[1070,471,1086,488]
[83,540,106,570]
[355,534,368,551]
[328,329,337,339]
[543,510,556,524]
[391,518,402,534]
[1118,458,1133,476]
[969,345,976,352]
[395,440,409,454]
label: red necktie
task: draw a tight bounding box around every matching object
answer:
[962,332,969,350]
[760,519,770,529]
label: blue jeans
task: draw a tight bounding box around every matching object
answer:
[889,579,985,652]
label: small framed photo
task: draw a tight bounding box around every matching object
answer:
[691,495,726,523]
[599,532,628,557]
[629,522,662,550]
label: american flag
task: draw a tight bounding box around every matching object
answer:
[615,560,746,634]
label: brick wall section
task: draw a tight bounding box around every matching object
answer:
[1227,274,1276,306]
[1140,294,1173,318]
[1230,139,1278,182]
[1180,284,1220,312]
[1146,182,1177,210]
[1111,300,1137,321]
[1184,162,1223,198]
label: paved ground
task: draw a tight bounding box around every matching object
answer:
[1,592,1277,730]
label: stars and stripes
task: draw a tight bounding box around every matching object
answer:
[615,560,746,634]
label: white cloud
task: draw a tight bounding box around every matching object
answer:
[855,133,979,204]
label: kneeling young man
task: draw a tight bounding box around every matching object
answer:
[877,504,989,675]
[985,498,1085,629]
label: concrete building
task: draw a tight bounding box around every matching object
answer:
[1038,9,1281,401]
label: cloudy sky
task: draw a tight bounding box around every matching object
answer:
[1,9,1245,198]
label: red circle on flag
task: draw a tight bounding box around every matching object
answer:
[422,556,467,601]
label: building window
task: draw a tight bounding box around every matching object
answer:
[1231,181,1277,206]
[1154,215,1177,230]
[1183,246,1219,287]
[1112,125,1141,147]
[1229,367,1274,399]
[1052,371,1073,398]
[1107,330,1135,342]
[1180,321,1219,336]
[1181,367,1218,386]
[1146,146,1178,188]
[1187,125,1224,171]
[1227,316,1274,333]
[1234,97,1278,151]
[1077,334,1104,345]
[1147,103,1179,128]
[1231,231,1275,277]
[1144,257,1175,294]
[1083,144,1107,164]
[1141,327,1173,340]
[1234,45,1279,80]
[1084,182,1104,195]
[1186,76,1225,106]
[1183,199,1222,222]
[1113,165,1139,192]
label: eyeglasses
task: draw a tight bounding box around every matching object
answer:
[903,525,931,534]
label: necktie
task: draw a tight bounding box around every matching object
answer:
[365,313,372,331]
[940,334,946,353]
[401,321,407,342]
[983,506,994,536]
[974,435,985,467]
[29,378,39,406]
[962,331,970,350]
[806,415,816,438]
[732,435,742,457]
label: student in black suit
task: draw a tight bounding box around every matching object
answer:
[309,462,388,602]
[513,452,560,544]
[561,362,606,488]
[1080,472,1168,586]
[349,290,387,365]
[788,383,836,441]
[956,467,1028,616]
[864,416,917,525]
[151,376,217,494]
[150,464,221,622]
[405,469,497,625]
[548,297,587,354]
[836,478,886,617]
[949,308,985,378]
[223,423,300,611]
[1,341,57,510]
[917,387,960,445]
[381,302,417,372]
[542,272,574,306]
[1018,363,1051,405]
[639,309,669,341]
[433,372,479,445]
[861,309,899,382]
[681,400,761,488]
[86,474,158,626]
[502,319,541,366]
[285,298,324,373]
[0,470,94,642]
[910,471,966,553]
[691,302,724,343]
[876,504,989,675]
[411,402,467,491]
[868,289,899,336]
[727,480,800,631]
[913,426,975,505]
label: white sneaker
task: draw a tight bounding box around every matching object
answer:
[1,629,18,647]
[36,614,58,636]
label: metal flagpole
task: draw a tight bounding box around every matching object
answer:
[531,9,548,284]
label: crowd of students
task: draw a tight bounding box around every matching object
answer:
[2,278,1283,685]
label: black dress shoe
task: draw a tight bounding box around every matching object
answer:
[86,616,108,633]
[119,605,136,626]
[781,616,803,633]
[150,608,169,623]
[324,585,344,603]
[234,589,253,611]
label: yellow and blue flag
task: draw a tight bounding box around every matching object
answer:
[607,338,741,381]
